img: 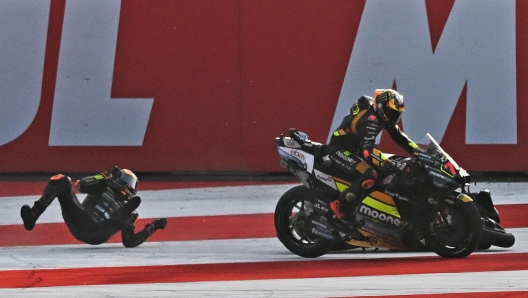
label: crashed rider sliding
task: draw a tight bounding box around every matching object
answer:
[20,166,167,247]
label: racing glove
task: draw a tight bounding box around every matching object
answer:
[145,218,167,235]
[413,147,428,156]
[383,159,396,169]
[383,159,410,174]
[110,166,121,178]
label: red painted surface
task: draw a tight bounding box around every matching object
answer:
[1,214,275,247]
[0,252,526,288]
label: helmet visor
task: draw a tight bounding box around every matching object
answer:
[383,106,402,124]
[119,169,138,195]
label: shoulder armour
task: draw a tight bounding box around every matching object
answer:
[350,95,374,115]
[357,95,374,109]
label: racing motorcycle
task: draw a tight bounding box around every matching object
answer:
[274,128,512,258]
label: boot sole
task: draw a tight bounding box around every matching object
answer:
[20,205,36,231]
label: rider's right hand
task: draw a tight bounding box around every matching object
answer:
[110,166,121,178]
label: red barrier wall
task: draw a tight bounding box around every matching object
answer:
[0,1,526,173]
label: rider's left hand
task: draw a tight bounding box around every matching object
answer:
[384,159,410,174]
[383,159,397,169]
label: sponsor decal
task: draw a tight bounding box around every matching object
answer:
[359,204,402,227]
[311,226,335,241]
[313,169,337,190]
[369,236,378,245]
[441,161,456,177]
[290,149,306,161]
[336,151,355,163]
[316,173,333,182]
[444,199,455,205]
[383,190,409,202]
[311,220,328,229]
[340,163,353,171]
[314,202,329,213]
[279,146,315,172]
[314,199,330,213]
[284,139,301,148]
[425,166,452,182]
[361,220,404,242]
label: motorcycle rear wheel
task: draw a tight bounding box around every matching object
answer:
[274,185,337,258]
[422,201,483,258]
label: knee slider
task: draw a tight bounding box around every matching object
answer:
[360,167,378,190]
[44,174,72,197]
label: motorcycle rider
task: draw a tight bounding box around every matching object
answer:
[20,166,167,247]
[328,89,421,225]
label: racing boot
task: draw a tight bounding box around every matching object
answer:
[329,191,361,227]
[329,200,345,220]
[329,177,376,227]
[20,200,47,231]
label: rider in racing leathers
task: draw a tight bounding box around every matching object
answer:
[20,166,167,247]
[328,89,422,225]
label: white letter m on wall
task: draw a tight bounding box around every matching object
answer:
[330,0,516,144]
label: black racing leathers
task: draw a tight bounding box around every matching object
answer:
[328,96,416,198]
[41,173,154,247]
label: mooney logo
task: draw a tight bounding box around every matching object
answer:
[330,0,516,145]
[359,205,402,227]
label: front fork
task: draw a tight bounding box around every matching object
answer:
[428,192,470,235]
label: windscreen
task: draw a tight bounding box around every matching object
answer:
[426,133,460,173]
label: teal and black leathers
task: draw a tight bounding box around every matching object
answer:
[35,173,161,247]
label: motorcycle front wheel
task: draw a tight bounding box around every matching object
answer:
[422,200,483,258]
[274,185,337,258]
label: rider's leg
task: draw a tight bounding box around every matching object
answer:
[21,174,72,231]
[330,160,378,222]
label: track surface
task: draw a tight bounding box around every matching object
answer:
[0,180,526,297]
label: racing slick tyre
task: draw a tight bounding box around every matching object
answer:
[274,185,338,258]
[422,201,483,258]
